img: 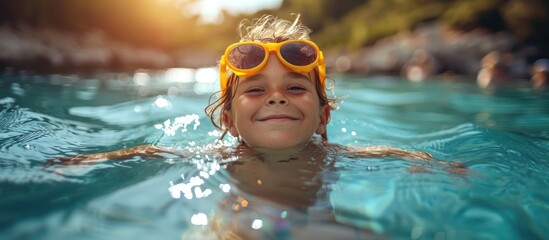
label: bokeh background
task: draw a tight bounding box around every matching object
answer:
[0,0,548,78]
[1,2,549,239]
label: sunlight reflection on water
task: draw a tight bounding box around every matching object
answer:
[0,73,548,239]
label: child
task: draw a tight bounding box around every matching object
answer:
[52,14,466,239]
[54,15,463,168]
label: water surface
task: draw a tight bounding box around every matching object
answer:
[1,72,548,239]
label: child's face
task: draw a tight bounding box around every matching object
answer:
[223,54,329,150]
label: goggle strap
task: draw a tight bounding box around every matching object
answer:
[318,51,326,86]
[219,56,227,94]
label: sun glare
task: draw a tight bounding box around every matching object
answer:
[180,0,282,23]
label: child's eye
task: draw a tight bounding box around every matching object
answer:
[287,86,306,92]
[244,88,264,94]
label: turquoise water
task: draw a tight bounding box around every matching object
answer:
[1,71,548,239]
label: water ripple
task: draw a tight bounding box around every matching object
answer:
[0,106,24,133]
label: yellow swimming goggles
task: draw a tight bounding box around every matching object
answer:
[219,40,326,94]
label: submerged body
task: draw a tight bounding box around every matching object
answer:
[50,140,464,239]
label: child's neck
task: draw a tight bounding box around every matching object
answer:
[253,145,306,156]
[235,140,328,162]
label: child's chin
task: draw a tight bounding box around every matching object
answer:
[242,132,312,150]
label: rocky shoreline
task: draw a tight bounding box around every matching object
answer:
[326,23,538,80]
[0,23,541,79]
[0,25,218,74]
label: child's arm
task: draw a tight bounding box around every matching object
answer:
[49,145,180,165]
[344,145,466,174]
[345,145,434,160]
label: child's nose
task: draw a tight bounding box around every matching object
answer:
[267,92,288,105]
[268,99,287,105]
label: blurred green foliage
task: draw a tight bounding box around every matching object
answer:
[273,0,548,51]
[0,0,547,53]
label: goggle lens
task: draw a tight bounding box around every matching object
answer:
[279,42,317,66]
[228,44,266,69]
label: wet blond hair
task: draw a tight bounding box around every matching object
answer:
[238,14,312,43]
[205,14,335,141]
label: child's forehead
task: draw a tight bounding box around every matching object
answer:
[238,71,316,85]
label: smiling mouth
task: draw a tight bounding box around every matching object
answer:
[258,115,299,121]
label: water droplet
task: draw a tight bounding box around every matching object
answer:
[251,219,263,229]
[220,184,231,193]
[191,213,208,226]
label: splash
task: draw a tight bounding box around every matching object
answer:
[154,114,200,136]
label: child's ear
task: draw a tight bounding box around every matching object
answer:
[222,111,239,137]
[315,105,331,135]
